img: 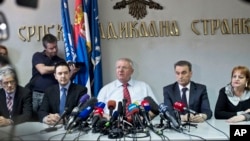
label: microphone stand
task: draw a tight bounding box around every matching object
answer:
[122,98,127,120]
[181,111,197,132]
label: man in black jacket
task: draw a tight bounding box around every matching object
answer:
[0,69,32,126]
[38,61,87,125]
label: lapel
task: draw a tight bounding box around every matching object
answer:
[66,84,73,105]
[55,85,61,108]
[0,91,9,114]
[189,82,196,107]
[12,91,18,114]
[173,82,182,101]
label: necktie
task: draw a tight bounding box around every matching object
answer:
[123,83,131,116]
[7,95,13,113]
[181,87,188,107]
[59,88,67,116]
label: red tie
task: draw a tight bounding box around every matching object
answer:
[123,83,131,116]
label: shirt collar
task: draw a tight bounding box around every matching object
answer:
[6,93,15,99]
[60,82,71,90]
[116,79,134,87]
[179,83,191,91]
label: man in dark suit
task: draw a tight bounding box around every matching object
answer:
[163,60,212,123]
[0,69,32,126]
[38,61,87,125]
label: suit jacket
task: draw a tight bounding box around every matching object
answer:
[163,81,212,119]
[0,85,32,125]
[38,83,87,122]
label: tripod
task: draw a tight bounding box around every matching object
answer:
[181,111,197,132]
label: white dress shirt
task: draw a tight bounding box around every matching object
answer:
[97,79,158,114]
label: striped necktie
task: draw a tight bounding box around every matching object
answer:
[123,83,131,116]
[7,95,13,113]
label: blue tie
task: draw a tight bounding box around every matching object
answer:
[59,88,67,115]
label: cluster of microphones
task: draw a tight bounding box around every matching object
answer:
[43,94,198,139]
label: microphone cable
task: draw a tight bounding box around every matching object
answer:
[176,117,206,140]
[204,120,230,140]
[149,126,170,141]
[187,114,229,140]
[72,128,89,141]
[47,132,66,141]
[125,126,150,140]
[179,130,206,141]
[96,133,107,141]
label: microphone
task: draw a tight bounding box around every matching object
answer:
[116,101,123,127]
[43,107,69,132]
[122,98,127,118]
[140,100,152,127]
[94,117,109,134]
[144,96,159,116]
[66,95,90,123]
[158,103,180,129]
[105,111,119,128]
[174,101,197,115]
[141,100,150,112]
[65,96,96,130]
[128,103,145,128]
[80,97,98,111]
[92,108,104,127]
[78,94,90,108]
[117,101,123,118]
[95,101,106,109]
[67,106,93,131]
[89,101,105,119]
[108,100,116,117]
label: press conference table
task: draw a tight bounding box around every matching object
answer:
[0,118,248,141]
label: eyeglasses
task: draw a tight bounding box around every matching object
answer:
[2,80,15,86]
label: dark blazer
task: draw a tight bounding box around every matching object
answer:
[38,83,87,122]
[0,85,32,125]
[163,81,212,119]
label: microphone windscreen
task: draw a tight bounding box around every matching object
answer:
[173,102,185,112]
[79,94,90,104]
[117,101,123,116]
[80,97,98,111]
[128,103,139,114]
[78,106,93,120]
[95,102,106,109]
[141,100,150,112]
[111,111,119,120]
[144,96,159,115]
[94,108,104,116]
[108,100,116,110]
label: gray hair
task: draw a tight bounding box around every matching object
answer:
[1,68,18,83]
[117,58,134,69]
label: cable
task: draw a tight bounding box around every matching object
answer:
[72,131,86,141]
[204,120,230,140]
[73,123,91,141]
[150,127,170,141]
[47,132,66,141]
[96,134,106,141]
[180,130,207,141]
